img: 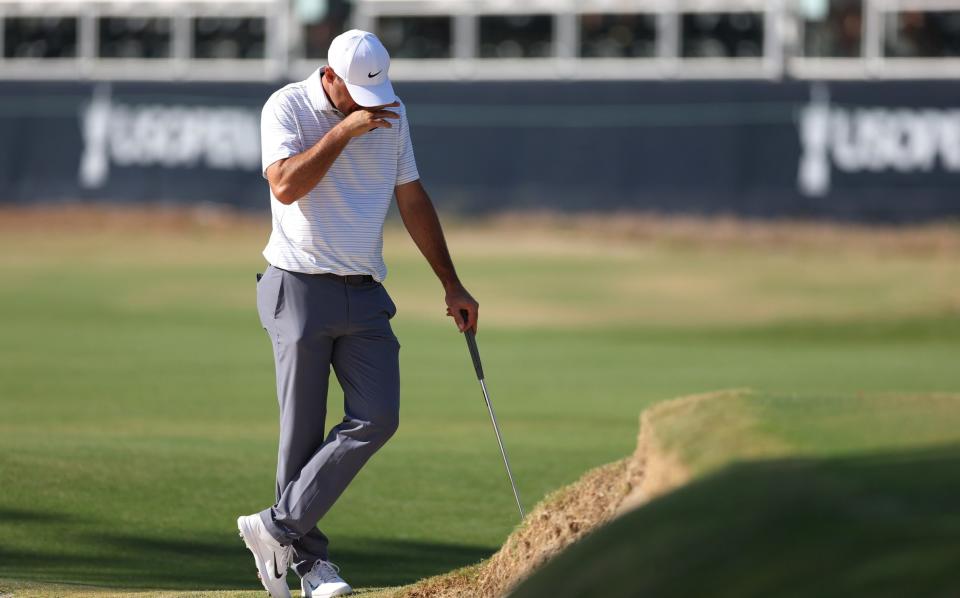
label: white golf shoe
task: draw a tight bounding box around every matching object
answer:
[300,559,352,598]
[237,514,293,598]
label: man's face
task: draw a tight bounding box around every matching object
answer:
[324,68,389,115]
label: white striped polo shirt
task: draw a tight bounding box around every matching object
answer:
[260,67,419,281]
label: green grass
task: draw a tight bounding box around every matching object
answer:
[1,215,959,594]
[510,391,960,598]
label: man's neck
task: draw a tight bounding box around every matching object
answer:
[319,68,344,115]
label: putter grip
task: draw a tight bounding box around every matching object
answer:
[460,309,484,380]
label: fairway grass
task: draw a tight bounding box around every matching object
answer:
[1,209,960,594]
[0,578,396,597]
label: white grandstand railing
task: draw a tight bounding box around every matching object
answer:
[0,0,958,81]
[0,0,288,81]
[782,0,960,80]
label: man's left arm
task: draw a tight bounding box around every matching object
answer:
[395,179,479,333]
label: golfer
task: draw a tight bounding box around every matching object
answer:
[237,30,478,598]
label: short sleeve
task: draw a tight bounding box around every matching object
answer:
[396,106,420,186]
[261,92,303,179]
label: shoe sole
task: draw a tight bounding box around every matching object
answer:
[237,515,292,598]
[302,585,353,598]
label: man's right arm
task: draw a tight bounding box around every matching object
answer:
[266,103,401,205]
[266,126,350,205]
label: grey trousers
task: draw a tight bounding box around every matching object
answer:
[255,265,400,577]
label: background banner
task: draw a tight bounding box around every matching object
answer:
[2,79,958,222]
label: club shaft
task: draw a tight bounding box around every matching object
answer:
[479,378,525,521]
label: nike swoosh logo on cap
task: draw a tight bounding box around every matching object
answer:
[368,70,382,78]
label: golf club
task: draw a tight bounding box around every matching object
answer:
[460,309,526,521]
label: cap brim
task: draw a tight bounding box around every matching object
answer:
[345,78,396,108]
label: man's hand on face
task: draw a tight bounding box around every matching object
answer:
[338,101,400,138]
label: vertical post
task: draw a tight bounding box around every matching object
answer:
[0,8,6,65]
[453,11,476,78]
[285,0,303,79]
[764,0,786,80]
[657,3,680,77]
[351,2,374,33]
[267,1,290,80]
[172,9,192,79]
[79,6,97,78]
[555,7,577,77]
[862,0,883,76]
[453,12,475,59]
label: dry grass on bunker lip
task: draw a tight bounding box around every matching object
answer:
[394,457,639,598]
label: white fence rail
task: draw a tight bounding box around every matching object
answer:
[0,0,958,80]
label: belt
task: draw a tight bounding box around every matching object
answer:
[267,266,375,286]
[318,272,375,285]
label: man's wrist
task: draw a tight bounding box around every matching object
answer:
[442,277,462,292]
[327,121,350,143]
[329,122,353,144]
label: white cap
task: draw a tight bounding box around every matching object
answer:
[327,29,395,108]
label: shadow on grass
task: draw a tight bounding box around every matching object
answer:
[511,444,960,598]
[0,507,76,524]
[0,528,493,590]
